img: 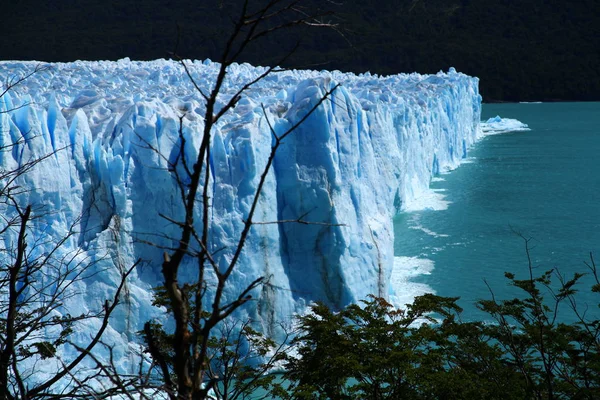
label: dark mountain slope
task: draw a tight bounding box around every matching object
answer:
[2,0,598,101]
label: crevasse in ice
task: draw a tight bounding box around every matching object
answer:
[0,59,482,364]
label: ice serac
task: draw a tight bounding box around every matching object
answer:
[0,60,481,348]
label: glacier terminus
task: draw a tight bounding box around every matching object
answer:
[0,59,486,367]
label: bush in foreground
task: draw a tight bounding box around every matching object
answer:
[282,247,600,399]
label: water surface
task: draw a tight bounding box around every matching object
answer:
[394,102,600,321]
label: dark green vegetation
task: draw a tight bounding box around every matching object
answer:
[143,240,600,399]
[3,0,599,102]
[281,246,600,399]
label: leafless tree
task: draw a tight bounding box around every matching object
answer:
[140,1,341,399]
[0,66,138,400]
[205,319,292,400]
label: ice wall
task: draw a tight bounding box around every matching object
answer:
[0,60,481,349]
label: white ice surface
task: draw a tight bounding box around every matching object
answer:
[388,256,435,307]
[481,115,530,134]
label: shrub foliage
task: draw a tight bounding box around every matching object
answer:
[282,249,600,399]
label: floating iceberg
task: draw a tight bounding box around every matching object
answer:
[0,60,482,362]
[481,115,530,134]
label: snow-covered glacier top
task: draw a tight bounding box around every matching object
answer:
[0,59,482,365]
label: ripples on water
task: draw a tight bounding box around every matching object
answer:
[393,102,600,322]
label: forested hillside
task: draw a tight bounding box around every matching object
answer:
[3,0,599,101]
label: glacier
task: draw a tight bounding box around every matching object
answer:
[0,59,482,368]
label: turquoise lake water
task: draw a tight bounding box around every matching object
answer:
[394,102,600,322]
